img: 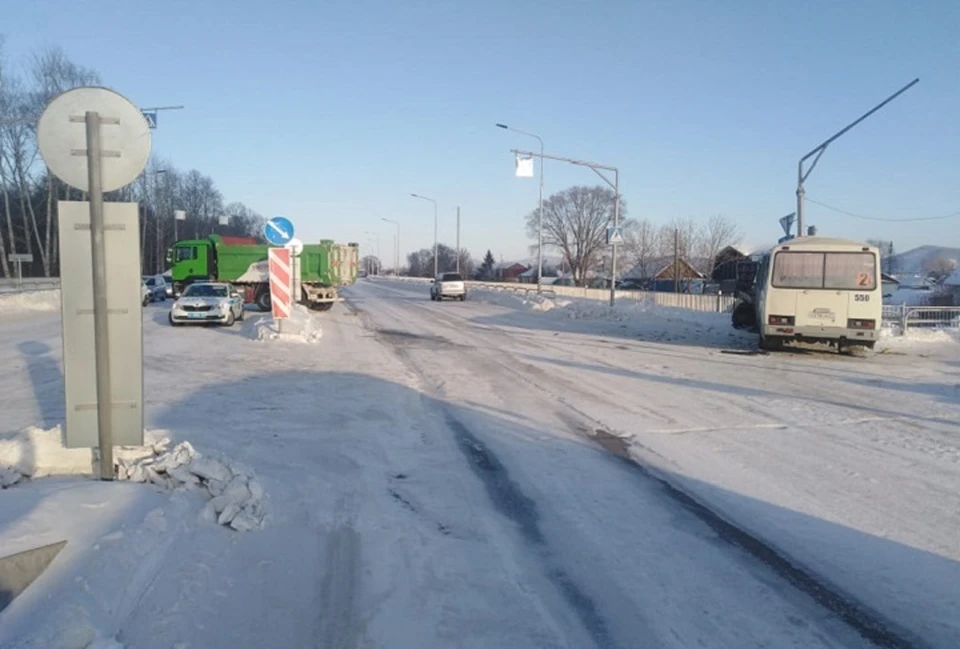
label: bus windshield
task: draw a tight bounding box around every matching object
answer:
[772,251,876,290]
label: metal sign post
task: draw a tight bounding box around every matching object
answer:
[85,111,115,479]
[37,86,150,479]
[9,253,32,290]
[174,209,186,242]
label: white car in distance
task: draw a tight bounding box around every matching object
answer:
[169,282,245,327]
[430,272,467,301]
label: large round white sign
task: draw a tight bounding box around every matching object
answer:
[37,86,151,192]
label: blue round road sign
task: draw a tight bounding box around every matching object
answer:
[264,216,295,246]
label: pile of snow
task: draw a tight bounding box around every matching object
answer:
[0,425,95,484]
[255,304,322,343]
[879,327,960,348]
[0,289,60,316]
[0,427,268,532]
[472,287,727,328]
[471,288,560,311]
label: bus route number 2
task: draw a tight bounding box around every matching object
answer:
[854,294,870,302]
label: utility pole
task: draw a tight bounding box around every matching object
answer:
[410,194,438,277]
[456,206,461,275]
[382,218,400,276]
[674,228,680,294]
[796,78,918,237]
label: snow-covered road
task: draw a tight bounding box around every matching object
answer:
[0,281,957,648]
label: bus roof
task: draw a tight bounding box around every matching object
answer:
[773,236,877,252]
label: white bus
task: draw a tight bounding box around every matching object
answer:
[753,237,882,351]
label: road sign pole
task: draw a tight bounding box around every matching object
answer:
[609,168,620,307]
[15,260,21,291]
[86,111,114,480]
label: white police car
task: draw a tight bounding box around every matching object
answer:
[169,282,244,327]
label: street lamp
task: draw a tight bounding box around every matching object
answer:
[497,123,544,292]
[796,78,918,237]
[382,218,400,276]
[410,193,438,277]
[364,231,381,275]
[509,148,620,306]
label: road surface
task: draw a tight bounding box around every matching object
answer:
[0,282,957,648]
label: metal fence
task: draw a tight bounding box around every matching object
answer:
[0,277,61,293]
[882,304,960,334]
[378,277,735,313]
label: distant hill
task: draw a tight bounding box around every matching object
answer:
[889,246,960,275]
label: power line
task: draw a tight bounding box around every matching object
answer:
[806,197,960,223]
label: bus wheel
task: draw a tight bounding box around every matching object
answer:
[759,335,782,352]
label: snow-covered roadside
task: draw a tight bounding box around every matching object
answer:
[0,290,60,317]
[1,426,268,532]
[878,326,960,350]
[253,303,322,343]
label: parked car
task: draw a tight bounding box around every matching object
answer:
[169,282,244,327]
[430,273,466,301]
[161,273,175,298]
[142,275,167,302]
[616,278,647,291]
[141,280,151,307]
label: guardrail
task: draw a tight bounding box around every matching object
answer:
[371,276,736,313]
[883,304,960,334]
[0,277,61,293]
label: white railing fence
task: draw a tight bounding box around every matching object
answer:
[882,304,960,335]
[370,276,736,313]
[0,277,61,293]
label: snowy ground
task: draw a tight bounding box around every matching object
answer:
[0,281,958,648]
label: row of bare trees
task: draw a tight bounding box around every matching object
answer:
[622,214,742,279]
[0,38,263,278]
[524,185,742,286]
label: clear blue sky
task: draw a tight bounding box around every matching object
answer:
[6,0,959,261]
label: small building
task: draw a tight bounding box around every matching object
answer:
[496,262,529,283]
[942,268,960,305]
[880,273,900,298]
[623,257,704,292]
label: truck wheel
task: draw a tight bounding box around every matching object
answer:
[314,302,333,312]
[255,289,271,312]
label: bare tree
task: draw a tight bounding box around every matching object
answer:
[621,218,659,278]
[526,185,629,286]
[925,256,956,282]
[25,47,101,276]
[0,37,12,276]
[866,239,896,275]
[656,218,700,265]
[697,215,742,274]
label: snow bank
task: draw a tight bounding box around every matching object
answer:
[879,327,960,348]
[254,304,322,343]
[0,425,94,483]
[0,427,268,532]
[472,287,727,328]
[0,289,60,317]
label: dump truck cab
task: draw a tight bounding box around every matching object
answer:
[167,237,218,295]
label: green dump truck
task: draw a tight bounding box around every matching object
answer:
[168,235,359,311]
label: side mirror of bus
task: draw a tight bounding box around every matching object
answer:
[165,250,172,265]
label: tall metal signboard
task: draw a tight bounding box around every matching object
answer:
[37,87,151,479]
